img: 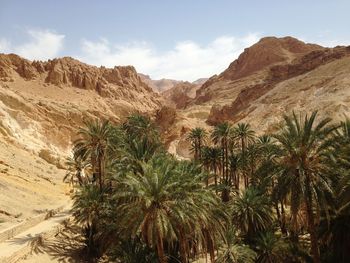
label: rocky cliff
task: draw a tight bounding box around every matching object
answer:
[194,37,323,104]
[164,37,350,159]
[205,44,350,126]
[0,54,162,225]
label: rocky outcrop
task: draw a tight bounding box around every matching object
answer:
[155,105,177,133]
[0,55,159,102]
[0,53,165,225]
[269,46,350,81]
[195,37,323,104]
[205,39,350,125]
[0,54,162,161]
[221,36,323,81]
[0,54,38,80]
[161,81,201,109]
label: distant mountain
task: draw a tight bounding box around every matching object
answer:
[138,74,208,94]
[138,73,183,93]
[192,78,208,85]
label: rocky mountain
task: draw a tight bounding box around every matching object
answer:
[2,35,350,226]
[0,54,161,225]
[138,73,183,93]
[165,37,350,158]
[194,37,323,104]
[206,45,350,127]
[161,81,201,109]
[138,74,208,95]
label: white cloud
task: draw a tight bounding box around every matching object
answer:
[78,33,260,81]
[0,29,65,60]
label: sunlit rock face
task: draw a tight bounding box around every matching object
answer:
[0,54,162,222]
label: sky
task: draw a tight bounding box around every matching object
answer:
[1,0,350,81]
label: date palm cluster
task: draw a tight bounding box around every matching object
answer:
[66,111,350,263]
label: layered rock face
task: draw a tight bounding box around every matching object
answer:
[1,55,158,100]
[0,55,161,155]
[0,54,162,223]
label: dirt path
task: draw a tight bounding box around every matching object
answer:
[0,204,71,263]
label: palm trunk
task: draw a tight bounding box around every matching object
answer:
[157,234,167,263]
[194,142,198,161]
[208,236,215,262]
[214,163,218,194]
[305,176,321,263]
[98,154,104,193]
[280,199,287,235]
[179,229,188,263]
[229,168,233,186]
[241,138,248,188]
[290,188,299,244]
[77,170,84,186]
[203,229,215,263]
[221,140,225,179]
[225,140,229,182]
[91,153,98,184]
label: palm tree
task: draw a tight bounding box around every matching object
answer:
[109,238,158,263]
[123,113,159,142]
[273,111,337,263]
[212,122,233,182]
[318,175,350,263]
[255,231,289,263]
[72,184,103,257]
[113,159,223,263]
[187,127,207,161]
[318,119,350,262]
[232,123,255,188]
[245,143,260,186]
[228,154,240,190]
[74,119,113,192]
[216,226,256,263]
[202,146,222,188]
[231,187,274,241]
[64,153,90,187]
